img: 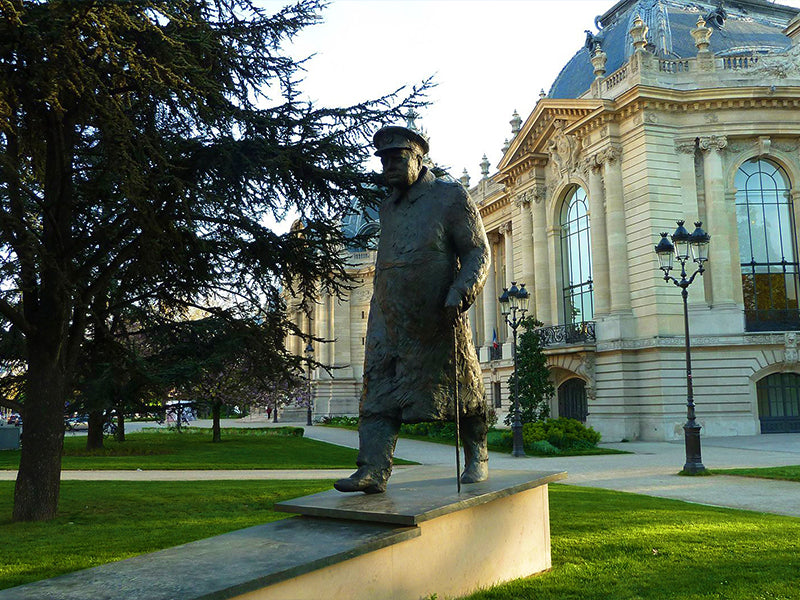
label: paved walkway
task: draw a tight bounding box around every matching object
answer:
[3,419,799,518]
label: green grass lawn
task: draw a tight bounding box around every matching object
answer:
[0,480,332,590]
[2,482,799,597]
[460,485,800,600]
[713,465,800,482]
[0,428,377,470]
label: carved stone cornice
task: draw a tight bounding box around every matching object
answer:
[698,135,728,152]
[596,332,787,352]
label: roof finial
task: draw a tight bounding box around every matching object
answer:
[510,110,522,135]
[460,168,471,188]
[691,16,713,53]
[630,14,648,53]
[480,154,490,180]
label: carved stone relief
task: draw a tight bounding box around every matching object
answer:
[786,332,798,366]
[548,120,581,181]
[576,353,596,402]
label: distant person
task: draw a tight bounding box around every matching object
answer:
[335,125,491,494]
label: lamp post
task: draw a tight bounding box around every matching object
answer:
[499,281,530,457]
[654,220,710,474]
[304,342,314,426]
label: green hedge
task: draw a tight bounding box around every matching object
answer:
[499,417,601,453]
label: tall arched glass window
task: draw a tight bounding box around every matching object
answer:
[560,186,593,325]
[735,158,799,331]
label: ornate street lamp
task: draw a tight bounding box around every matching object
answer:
[654,221,710,474]
[304,342,314,427]
[499,281,530,457]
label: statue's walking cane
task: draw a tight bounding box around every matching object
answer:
[454,312,462,494]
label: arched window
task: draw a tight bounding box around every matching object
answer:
[735,158,799,331]
[757,372,800,433]
[560,186,593,325]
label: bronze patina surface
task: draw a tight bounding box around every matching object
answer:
[335,126,491,494]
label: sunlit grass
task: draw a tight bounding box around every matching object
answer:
[3,482,799,598]
[0,480,332,591]
[713,465,800,482]
[0,428,377,470]
[460,484,800,600]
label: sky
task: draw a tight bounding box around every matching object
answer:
[263,0,800,209]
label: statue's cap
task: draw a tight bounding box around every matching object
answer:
[373,125,429,157]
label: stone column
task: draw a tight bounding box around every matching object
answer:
[700,135,735,306]
[500,221,514,287]
[324,291,335,374]
[334,294,352,377]
[515,192,535,295]
[675,141,707,305]
[585,156,610,317]
[600,145,632,313]
[482,232,499,348]
[530,184,552,324]
[500,221,516,288]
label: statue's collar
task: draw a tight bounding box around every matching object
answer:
[389,167,435,204]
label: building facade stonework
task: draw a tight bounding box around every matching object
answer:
[291,0,800,441]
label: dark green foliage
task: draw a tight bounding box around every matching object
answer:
[0,0,427,520]
[505,317,554,426]
[499,417,601,452]
[400,421,457,441]
[522,417,601,449]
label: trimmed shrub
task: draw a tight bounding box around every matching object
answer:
[522,417,601,450]
[319,416,359,427]
[400,421,456,441]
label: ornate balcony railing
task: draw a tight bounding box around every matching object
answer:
[535,321,596,347]
[489,345,503,361]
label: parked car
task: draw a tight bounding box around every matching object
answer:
[65,415,89,431]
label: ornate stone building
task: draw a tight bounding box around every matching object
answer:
[294,0,800,441]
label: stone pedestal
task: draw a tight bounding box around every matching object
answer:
[1,468,565,600]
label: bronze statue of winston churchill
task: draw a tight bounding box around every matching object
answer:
[334,125,491,494]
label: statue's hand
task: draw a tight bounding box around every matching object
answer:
[445,288,463,324]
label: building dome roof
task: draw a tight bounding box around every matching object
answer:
[548,0,800,99]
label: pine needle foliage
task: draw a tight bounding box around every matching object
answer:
[0,0,429,520]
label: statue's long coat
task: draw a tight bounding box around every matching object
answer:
[360,168,491,422]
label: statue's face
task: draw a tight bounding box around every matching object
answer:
[380,148,422,190]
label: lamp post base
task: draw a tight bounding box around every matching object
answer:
[511,422,526,458]
[682,421,705,474]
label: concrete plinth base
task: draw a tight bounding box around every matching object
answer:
[0,468,565,600]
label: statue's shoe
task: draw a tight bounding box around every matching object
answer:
[334,471,387,494]
[460,460,488,484]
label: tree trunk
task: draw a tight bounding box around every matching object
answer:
[13,356,66,522]
[86,410,104,450]
[115,411,125,442]
[212,401,222,443]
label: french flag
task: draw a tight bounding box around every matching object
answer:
[492,328,499,349]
